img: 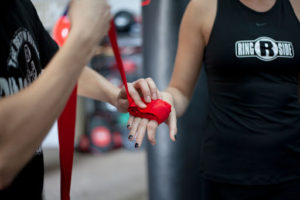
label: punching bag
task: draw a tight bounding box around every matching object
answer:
[143,1,209,200]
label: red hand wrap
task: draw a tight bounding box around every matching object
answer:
[109,20,171,124]
[128,97,171,124]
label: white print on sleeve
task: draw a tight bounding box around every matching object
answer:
[1,28,41,97]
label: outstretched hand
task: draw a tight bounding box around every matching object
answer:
[116,77,177,148]
[127,91,177,148]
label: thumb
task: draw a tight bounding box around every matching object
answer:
[167,107,177,142]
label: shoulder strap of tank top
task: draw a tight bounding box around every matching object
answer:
[280,0,300,24]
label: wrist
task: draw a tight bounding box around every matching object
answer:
[164,88,175,103]
[67,28,96,55]
[165,87,189,117]
[109,86,121,108]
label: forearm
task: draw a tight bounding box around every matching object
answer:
[0,31,94,188]
[77,67,120,107]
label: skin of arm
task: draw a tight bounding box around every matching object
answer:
[77,67,120,108]
[165,0,214,117]
[0,0,111,189]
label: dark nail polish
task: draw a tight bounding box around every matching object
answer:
[135,143,139,149]
[127,124,130,129]
[128,135,133,140]
[174,135,177,140]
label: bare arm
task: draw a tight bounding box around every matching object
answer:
[0,0,111,189]
[77,67,120,107]
[165,0,209,117]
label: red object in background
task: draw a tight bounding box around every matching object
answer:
[142,0,151,6]
[123,60,136,74]
[78,135,90,152]
[112,131,123,148]
[53,16,71,46]
[111,59,137,75]
[53,12,77,200]
[91,127,112,147]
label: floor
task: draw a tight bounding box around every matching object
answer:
[43,148,148,200]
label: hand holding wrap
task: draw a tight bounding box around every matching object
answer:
[109,20,171,124]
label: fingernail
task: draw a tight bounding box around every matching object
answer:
[145,96,151,103]
[174,135,177,140]
[141,103,147,108]
[152,93,157,100]
[127,124,130,129]
[135,143,139,149]
[128,135,133,140]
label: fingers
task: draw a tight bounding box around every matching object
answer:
[167,107,177,142]
[134,118,149,148]
[127,115,134,129]
[160,91,177,142]
[133,79,152,103]
[146,120,158,145]
[128,117,141,141]
[145,78,158,100]
[128,83,147,108]
[127,116,158,147]
[129,78,159,106]
[157,90,162,99]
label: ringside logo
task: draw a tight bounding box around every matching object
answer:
[235,37,294,61]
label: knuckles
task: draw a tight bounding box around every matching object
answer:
[145,77,153,82]
[140,119,149,127]
[136,78,146,86]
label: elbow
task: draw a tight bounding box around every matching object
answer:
[0,157,14,190]
[0,176,10,191]
[0,178,11,191]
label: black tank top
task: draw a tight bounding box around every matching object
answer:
[201,0,300,185]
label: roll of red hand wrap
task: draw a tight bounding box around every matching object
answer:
[128,97,171,124]
[108,20,171,124]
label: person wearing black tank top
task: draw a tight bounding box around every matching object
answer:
[129,0,300,199]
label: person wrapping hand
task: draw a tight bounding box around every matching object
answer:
[108,23,174,149]
[0,0,159,199]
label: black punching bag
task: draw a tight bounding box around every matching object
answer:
[143,0,209,200]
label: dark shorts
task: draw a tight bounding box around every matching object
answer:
[201,178,300,200]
